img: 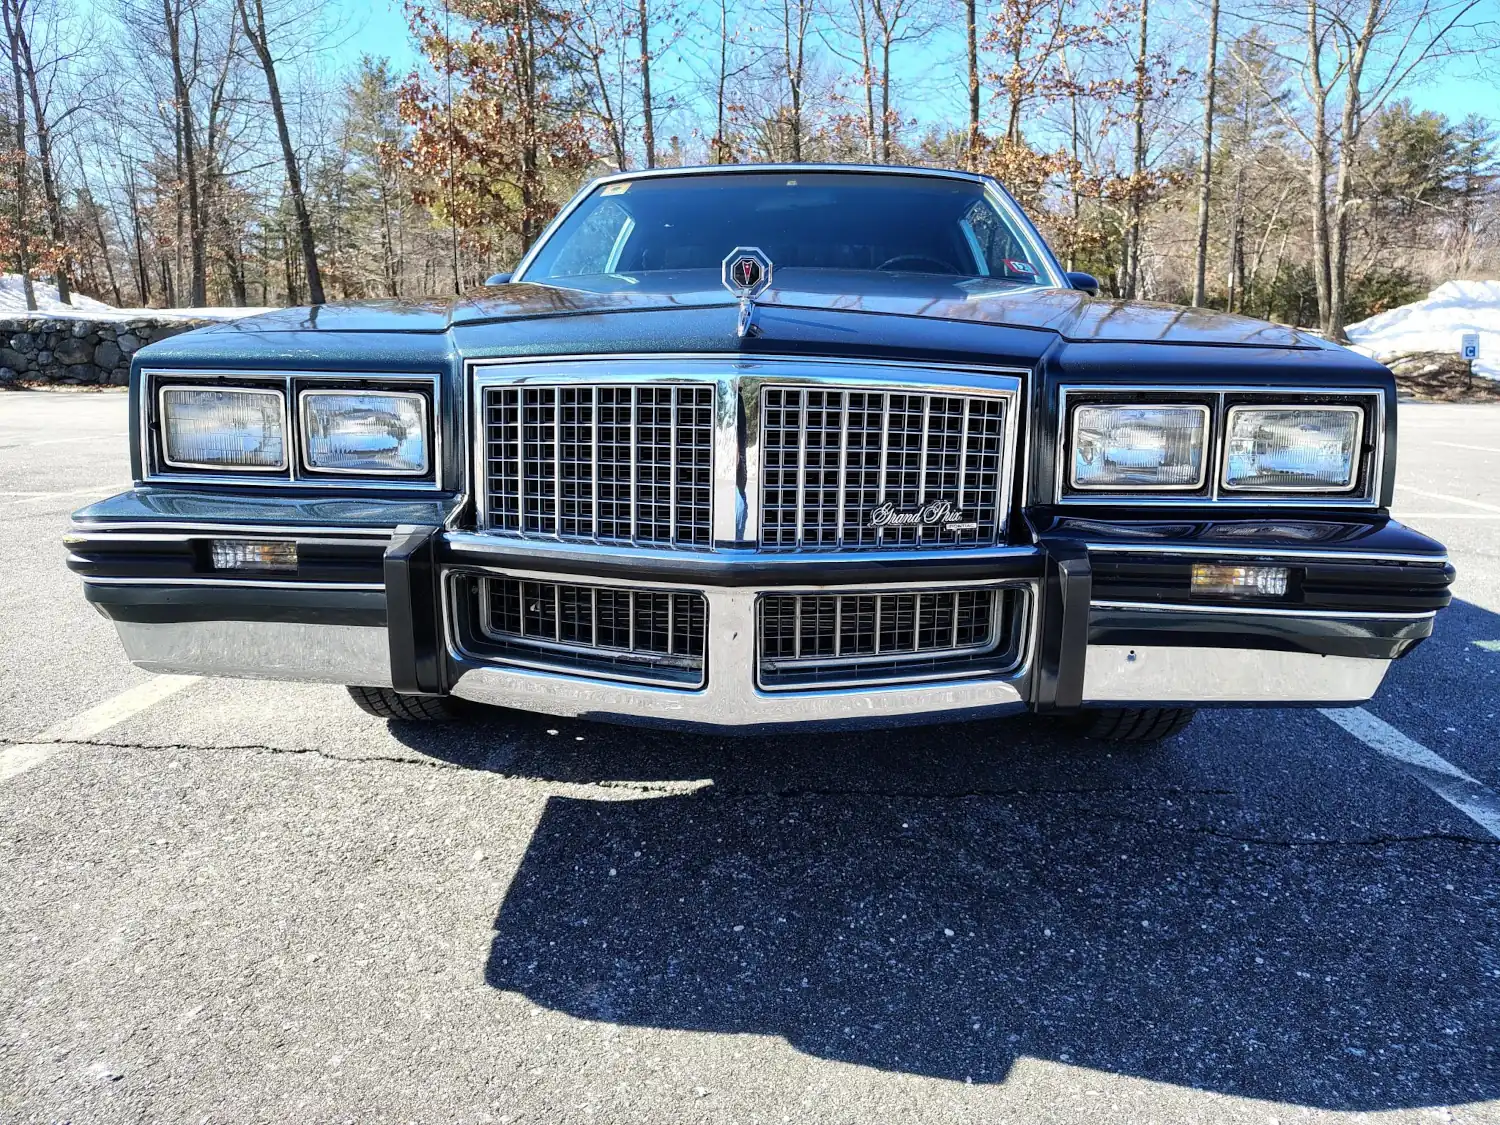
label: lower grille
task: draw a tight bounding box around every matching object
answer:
[758,586,1024,688]
[478,577,707,684]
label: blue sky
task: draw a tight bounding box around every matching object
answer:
[107,0,1498,132]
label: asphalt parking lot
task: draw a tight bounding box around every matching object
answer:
[1,388,1497,1124]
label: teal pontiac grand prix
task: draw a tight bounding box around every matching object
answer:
[67,164,1453,741]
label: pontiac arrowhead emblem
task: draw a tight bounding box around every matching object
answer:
[722,247,772,298]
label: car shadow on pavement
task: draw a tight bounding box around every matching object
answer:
[386,601,1500,1110]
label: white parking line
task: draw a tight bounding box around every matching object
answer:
[1433,441,1500,455]
[1320,707,1500,839]
[1397,486,1500,513]
[0,675,198,784]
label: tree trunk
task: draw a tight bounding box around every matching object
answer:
[1191,0,1219,308]
[2,0,36,311]
[1225,166,1244,312]
[1304,0,1332,332]
[966,0,979,163]
[1326,0,1380,341]
[1124,0,1149,299]
[638,0,655,167]
[714,0,730,162]
[163,0,206,305]
[519,0,541,248]
[16,18,70,303]
[879,35,891,161]
[238,0,324,304]
[783,0,804,161]
[75,152,123,306]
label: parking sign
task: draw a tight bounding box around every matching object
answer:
[1461,332,1480,360]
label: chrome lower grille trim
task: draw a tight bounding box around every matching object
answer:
[759,386,1008,550]
[756,585,1028,690]
[483,383,714,548]
[760,589,1000,668]
[472,575,707,686]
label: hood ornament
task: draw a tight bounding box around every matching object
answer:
[722,247,772,338]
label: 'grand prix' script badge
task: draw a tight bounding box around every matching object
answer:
[868,499,978,531]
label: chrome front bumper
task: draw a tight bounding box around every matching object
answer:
[76,520,1446,731]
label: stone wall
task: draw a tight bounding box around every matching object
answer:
[0,316,218,387]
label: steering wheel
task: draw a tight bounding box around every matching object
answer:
[876,253,961,274]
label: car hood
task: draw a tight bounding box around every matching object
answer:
[201,270,1321,350]
[450,269,1323,349]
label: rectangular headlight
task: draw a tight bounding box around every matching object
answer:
[300,390,429,475]
[1071,404,1209,490]
[160,386,287,470]
[1223,406,1363,491]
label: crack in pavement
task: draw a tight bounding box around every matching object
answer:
[11,736,1498,848]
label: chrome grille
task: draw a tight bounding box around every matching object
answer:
[484,384,714,548]
[760,387,1007,550]
[481,577,706,679]
[760,589,998,669]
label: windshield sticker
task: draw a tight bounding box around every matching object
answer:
[601,182,630,196]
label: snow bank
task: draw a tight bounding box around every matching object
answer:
[0,273,272,321]
[0,274,116,315]
[1345,280,1500,380]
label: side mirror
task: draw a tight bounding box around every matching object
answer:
[485,272,513,286]
[1066,271,1100,297]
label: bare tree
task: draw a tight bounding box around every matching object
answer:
[638,0,656,166]
[1,0,37,309]
[160,0,207,305]
[237,0,323,304]
[1123,0,1148,298]
[1191,0,1219,307]
[775,0,815,160]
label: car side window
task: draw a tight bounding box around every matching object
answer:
[546,200,634,277]
[962,201,1039,283]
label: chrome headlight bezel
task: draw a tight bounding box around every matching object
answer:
[143,370,443,491]
[1068,402,1212,492]
[1055,386,1383,507]
[1219,403,1365,494]
[298,388,432,477]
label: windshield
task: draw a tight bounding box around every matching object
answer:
[519,171,1055,288]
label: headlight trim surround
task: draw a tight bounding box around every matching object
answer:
[157,382,290,473]
[1055,385,1384,508]
[142,368,446,492]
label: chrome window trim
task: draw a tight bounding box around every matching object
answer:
[1066,402,1211,492]
[469,354,1026,552]
[142,369,445,492]
[297,388,432,477]
[510,163,1067,290]
[1055,385,1385,508]
[1219,403,1365,493]
[157,384,290,472]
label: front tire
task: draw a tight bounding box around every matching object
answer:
[346,685,461,722]
[1069,706,1196,743]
